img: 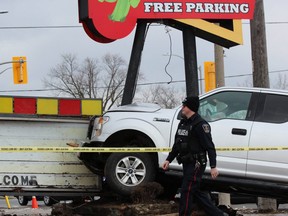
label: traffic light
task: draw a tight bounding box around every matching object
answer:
[13,56,27,84]
[204,62,216,92]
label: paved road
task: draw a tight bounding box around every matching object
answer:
[0,197,52,215]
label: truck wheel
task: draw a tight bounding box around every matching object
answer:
[43,196,57,206]
[17,196,29,206]
[105,153,156,195]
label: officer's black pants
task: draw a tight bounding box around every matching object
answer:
[179,161,224,216]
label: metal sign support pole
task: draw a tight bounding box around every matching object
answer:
[122,21,200,105]
[121,20,147,106]
[183,28,199,97]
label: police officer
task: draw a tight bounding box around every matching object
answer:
[162,96,226,216]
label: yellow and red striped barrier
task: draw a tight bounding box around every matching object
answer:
[0,96,102,116]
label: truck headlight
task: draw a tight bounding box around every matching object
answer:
[95,116,109,136]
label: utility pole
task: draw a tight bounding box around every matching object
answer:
[250,0,269,88]
[214,44,231,206]
[250,0,275,212]
[215,45,225,87]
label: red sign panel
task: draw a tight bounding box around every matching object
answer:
[14,98,36,115]
[79,0,255,42]
[59,99,81,116]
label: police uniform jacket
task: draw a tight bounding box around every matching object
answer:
[166,113,217,168]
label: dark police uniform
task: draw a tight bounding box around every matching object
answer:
[166,113,225,216]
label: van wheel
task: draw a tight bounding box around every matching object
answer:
[18,196,29,206]
[43,196,57,206]
[105,153,156,196]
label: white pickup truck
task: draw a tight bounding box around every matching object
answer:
[80,87,288,197]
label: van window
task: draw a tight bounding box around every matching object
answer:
[198,91,252,122]
[257,94,288,123]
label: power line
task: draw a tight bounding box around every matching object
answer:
[266,21,288,25]
[220,69,288,79]
[0,24,163,30]
[0,80,185,93]
[1,21,288,30]
[1,69,288,93]
[164,26,173,84]
[243,21,288,25]
[0,25,82,30]
[269,69,288,73]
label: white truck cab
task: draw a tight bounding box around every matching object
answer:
[81,87,288,197]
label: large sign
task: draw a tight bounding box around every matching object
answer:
[79,0,255,45]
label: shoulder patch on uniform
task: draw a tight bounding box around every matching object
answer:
[202,124,210,133]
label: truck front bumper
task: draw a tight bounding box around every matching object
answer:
[78,141,108,176]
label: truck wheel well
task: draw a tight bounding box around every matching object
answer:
[105,130,158,168]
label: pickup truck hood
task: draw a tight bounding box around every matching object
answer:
[108,103,162,113]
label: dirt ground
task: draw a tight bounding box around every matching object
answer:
[1,201,288,216]
[51,201,288,216]
[1,182,288,216]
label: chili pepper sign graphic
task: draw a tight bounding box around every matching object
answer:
[99,0,141,22]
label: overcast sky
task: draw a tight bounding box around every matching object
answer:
[1,0,288,97]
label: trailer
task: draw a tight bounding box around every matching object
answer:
[0,95,102,202]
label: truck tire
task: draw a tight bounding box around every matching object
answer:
[17,196,29,206]
[105,153,156,196]
[43,196,58,206]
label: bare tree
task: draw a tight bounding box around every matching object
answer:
[237,74,288,90]
[273,74,288,90]
[237,77,253,87]
[101,54,127,110]
[81,57,100,98]
[43,54,99,98]
[43,53,128,111]
[138,85,183,108]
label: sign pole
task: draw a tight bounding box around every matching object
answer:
[121,20,147,106]
[183,28,199,97]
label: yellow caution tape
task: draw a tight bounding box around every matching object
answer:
[216,147,288,151]
[0,147,171,153]
[0,146,288,153]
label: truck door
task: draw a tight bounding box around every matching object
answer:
[198,90,257,177]
[247,93,288,182]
